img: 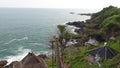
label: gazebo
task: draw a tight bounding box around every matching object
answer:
[88,42,119,59]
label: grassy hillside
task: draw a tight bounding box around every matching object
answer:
[46,36,120,68]
[91,6,120,24]
[67,36,120,68]
[47,6,120,68]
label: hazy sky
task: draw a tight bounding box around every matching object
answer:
[0,0,120,9]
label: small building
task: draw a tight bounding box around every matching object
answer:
[66,39,77,46]
[85,37,98,46]
[88,43,119,59]
[6,53,48,68]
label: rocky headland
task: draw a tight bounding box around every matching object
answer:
[55,6,120,68]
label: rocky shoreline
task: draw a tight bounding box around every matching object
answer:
[65,19,105,42]
[77,13,93,16]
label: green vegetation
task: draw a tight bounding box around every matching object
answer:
[47,36,119,68]
[91,5,120,39]
[100,15,120,37]
[47,6,120,68]
[91,6,120,24]
[46,59,57,68]
[57,25,66,34]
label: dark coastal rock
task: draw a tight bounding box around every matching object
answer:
[74,27,85,34]
[85,19,92,23]
[69,12,75,14]
[0,60,7,68]
[74,29,81,33]
[66,21,85,28]
[77,13,92,16]
[88,34,105,42]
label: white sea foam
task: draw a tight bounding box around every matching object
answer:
[30,43,50,49]
[5,37,28,44]
[65,25,80,34]
[31,43,43,46]
[4,47,31,65]
[3,46,51,65]
[17,37,28,41]
[5,39,17,44]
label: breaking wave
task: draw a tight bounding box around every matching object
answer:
[3,47,31,65]
[3,46,51,65]
[5,37,28,44]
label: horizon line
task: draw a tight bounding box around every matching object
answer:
[0,5,118,10]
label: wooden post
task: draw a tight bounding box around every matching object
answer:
[54,35,63,68]
[50,39,55,68]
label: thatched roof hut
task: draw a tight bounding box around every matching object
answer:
[13,52,48,68]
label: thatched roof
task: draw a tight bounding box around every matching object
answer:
[13,53,48,68]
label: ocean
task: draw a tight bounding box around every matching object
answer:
[0,8,97,63]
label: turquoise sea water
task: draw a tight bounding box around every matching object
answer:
[0,8,97,63]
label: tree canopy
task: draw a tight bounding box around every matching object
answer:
[91,6,120,24]
[100,15,120,36]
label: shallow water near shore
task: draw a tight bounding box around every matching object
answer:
[0,8,97,63]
